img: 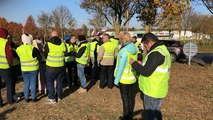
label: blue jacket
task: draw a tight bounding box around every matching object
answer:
[114,42,137,85]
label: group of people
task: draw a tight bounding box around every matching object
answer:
[0,27,171,120]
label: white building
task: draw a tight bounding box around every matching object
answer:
[106,29,194,42]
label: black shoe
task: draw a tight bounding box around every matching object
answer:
[32,99,38,103]
[25,99,29,103]
[119,115,133,120]
[8,99,15,105]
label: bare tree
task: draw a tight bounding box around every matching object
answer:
[37,11,53,41]
[202,0,213,14]
[80,0,139,37]
[183,8,195,39]
[82,24,89,36]
[89,13,106,30]
[51,5,76,38]
[191,0,213,14]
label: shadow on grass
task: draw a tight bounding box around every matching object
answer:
[0,107,16,119]
[62,85,80,99]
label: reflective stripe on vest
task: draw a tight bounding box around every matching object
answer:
[65,44,77,62]
[65,43,72,62]
[46,42,65,67]
[114,47,137,84]
[103,42,115,59]
[16,44,39,71]
[142,63,170,73]
[139,45,171,98]
[0,38,10,69]
[76,43,89,65]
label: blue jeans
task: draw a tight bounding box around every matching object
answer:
[77,64,87,88]
[0,69,14,103]
[46,70,64,99]
[141,93,163,120]
[22,70,38,100]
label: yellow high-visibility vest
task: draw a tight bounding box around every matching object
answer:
[0,38,10,69]
[46,42,65,67]
[16,44,39,71]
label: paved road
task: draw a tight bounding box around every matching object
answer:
[195,52,213,64]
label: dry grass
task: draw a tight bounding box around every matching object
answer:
[0,63,212,120]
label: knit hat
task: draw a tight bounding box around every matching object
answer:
[22,34,33,44]
[78,35,86,41]
[64,35,70,41]
[0,28,8,39]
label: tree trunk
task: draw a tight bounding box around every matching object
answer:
[114,24,121,38]
[145,25,151,33]
[184,29,186,40]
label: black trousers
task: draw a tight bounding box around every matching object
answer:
[91,61,99,80]
[0,69,14,104]
[99,65,114,89]
[119,83,136,117]
[65,61,78,87]
[11,64,21,95]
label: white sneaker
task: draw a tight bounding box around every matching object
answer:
[47,99,56,104]
[58,98,62,102]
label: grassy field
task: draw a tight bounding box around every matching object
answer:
[0,63,212,120]
[198,46,213,52]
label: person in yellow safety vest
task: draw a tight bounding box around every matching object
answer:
[7,34,22,100]
[72,35,89,93]
[132,36,143,65]
[110,37,119,48]
[64,35,73,88]
[69,35,79,86]
[130,33,171,120]
[97,34,117,89]
[114,32,137,120]
[132,36,141,53]
[89,36,101,82]
[0,28,14,106]
[16,33,42,103]
[44,31,66,104]
[110,37,120,58]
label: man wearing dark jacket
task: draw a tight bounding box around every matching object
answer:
[44,31,66,103]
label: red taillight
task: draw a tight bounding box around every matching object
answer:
[174,46,182,50]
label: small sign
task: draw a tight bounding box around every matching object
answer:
[183,42,198,57]
[183,42,198,66]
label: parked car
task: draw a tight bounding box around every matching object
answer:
[161,40,186,62]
